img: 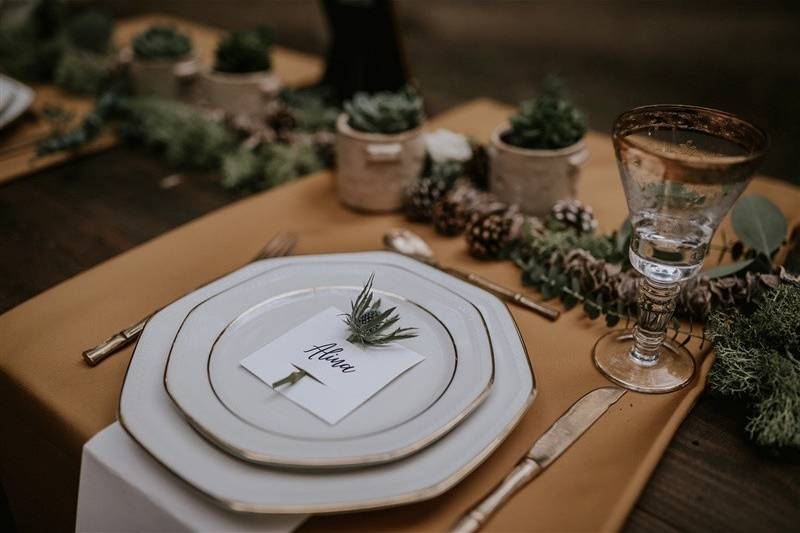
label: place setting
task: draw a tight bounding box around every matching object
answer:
[2,4,799,533]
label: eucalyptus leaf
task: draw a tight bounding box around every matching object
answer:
[731,195,787,256]
[616,218,632,253]
[702,258,755,279]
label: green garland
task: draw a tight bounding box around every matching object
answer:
[120,98,236,169]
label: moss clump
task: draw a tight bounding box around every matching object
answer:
[132,26,192,60]
[707,282,800,449]
[53,49,111,95]
[222,142,321,191]
[344,87,424,134]
[120,97,235,169]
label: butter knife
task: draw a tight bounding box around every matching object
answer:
[450,386,626,533]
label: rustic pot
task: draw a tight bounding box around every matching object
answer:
[129,54,198,99]
[200,70,281,117]
[489,122,589,217]
[335,114,426,212]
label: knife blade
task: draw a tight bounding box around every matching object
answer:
[450,386,626,533]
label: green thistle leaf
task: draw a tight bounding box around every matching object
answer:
[343,275,418,346]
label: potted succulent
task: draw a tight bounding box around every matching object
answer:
[201,26,280,117]
[129,26,197,99]
[335,87,426,212]
[489,79,588,217]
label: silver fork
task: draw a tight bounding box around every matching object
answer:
[82,231,298,367]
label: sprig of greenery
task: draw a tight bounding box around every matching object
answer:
[344,87,424,134]
[342,275,418,346]
[37,83,126,155]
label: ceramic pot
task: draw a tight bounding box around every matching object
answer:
[335,114,426,212]
[129,54,198,99]
[200,70,281,117]
[489,122,589,217]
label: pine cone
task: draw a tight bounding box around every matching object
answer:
[432,180,499,236]
[563,249,624,298]
[466,207,523,259]
[551,199,598,234]
[465,144,490,190]
[432,196,469,236]
[267,105,298,143]
[679,277,714,318]
[404,177,449,222]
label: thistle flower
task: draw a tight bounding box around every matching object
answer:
[342,275,418,346]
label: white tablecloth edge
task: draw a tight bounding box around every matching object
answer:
[76,423,309,533]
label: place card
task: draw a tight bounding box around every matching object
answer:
[241,307,425,424]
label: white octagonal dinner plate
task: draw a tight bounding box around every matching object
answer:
[164,261,495,467]
[119,252,535,514]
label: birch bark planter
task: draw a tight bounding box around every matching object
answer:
[335,114,426,212]
[489,123,589,217]
[200,70,281,117]
[129,55,198,99]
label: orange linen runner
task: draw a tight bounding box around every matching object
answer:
[1,99,798,532]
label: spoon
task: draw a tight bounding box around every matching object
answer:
[384,229,560,321]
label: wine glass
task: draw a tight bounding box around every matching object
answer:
[593,105,768,393]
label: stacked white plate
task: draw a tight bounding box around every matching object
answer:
[0,74,35,130]
[119,251,536,514]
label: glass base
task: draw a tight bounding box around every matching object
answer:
[593,329,696,394]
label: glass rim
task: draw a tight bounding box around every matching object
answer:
[612,104,769,167]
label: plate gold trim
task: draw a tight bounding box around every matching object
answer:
[163,269,492,467]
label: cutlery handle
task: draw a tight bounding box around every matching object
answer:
[450,458,543,533]
[82,315,151,367]
[444,268,560,321]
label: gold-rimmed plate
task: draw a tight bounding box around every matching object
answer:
[164,262,494,468]
[118,251,535,514]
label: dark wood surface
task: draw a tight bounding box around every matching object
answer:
[1,148,798,532]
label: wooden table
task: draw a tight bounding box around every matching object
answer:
[1,113,798,532]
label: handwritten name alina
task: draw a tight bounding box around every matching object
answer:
[304,343,356,373]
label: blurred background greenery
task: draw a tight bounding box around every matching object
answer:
[94,0,800,184]
[3,0,798,181]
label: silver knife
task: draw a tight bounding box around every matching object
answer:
[450,386,626,533]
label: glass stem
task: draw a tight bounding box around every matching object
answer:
[630,278,680,365]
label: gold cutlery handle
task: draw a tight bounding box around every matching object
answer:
[444,268,560,321]
[82,315,151,366]
[450,458,543,533]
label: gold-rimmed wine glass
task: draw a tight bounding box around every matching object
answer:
[593,105,768,393]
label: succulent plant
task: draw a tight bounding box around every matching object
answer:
[505,77,587,150]
[214,26,273,74]
[344,87,424,134]
[132,26,192,60]
[66,10,112,54]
